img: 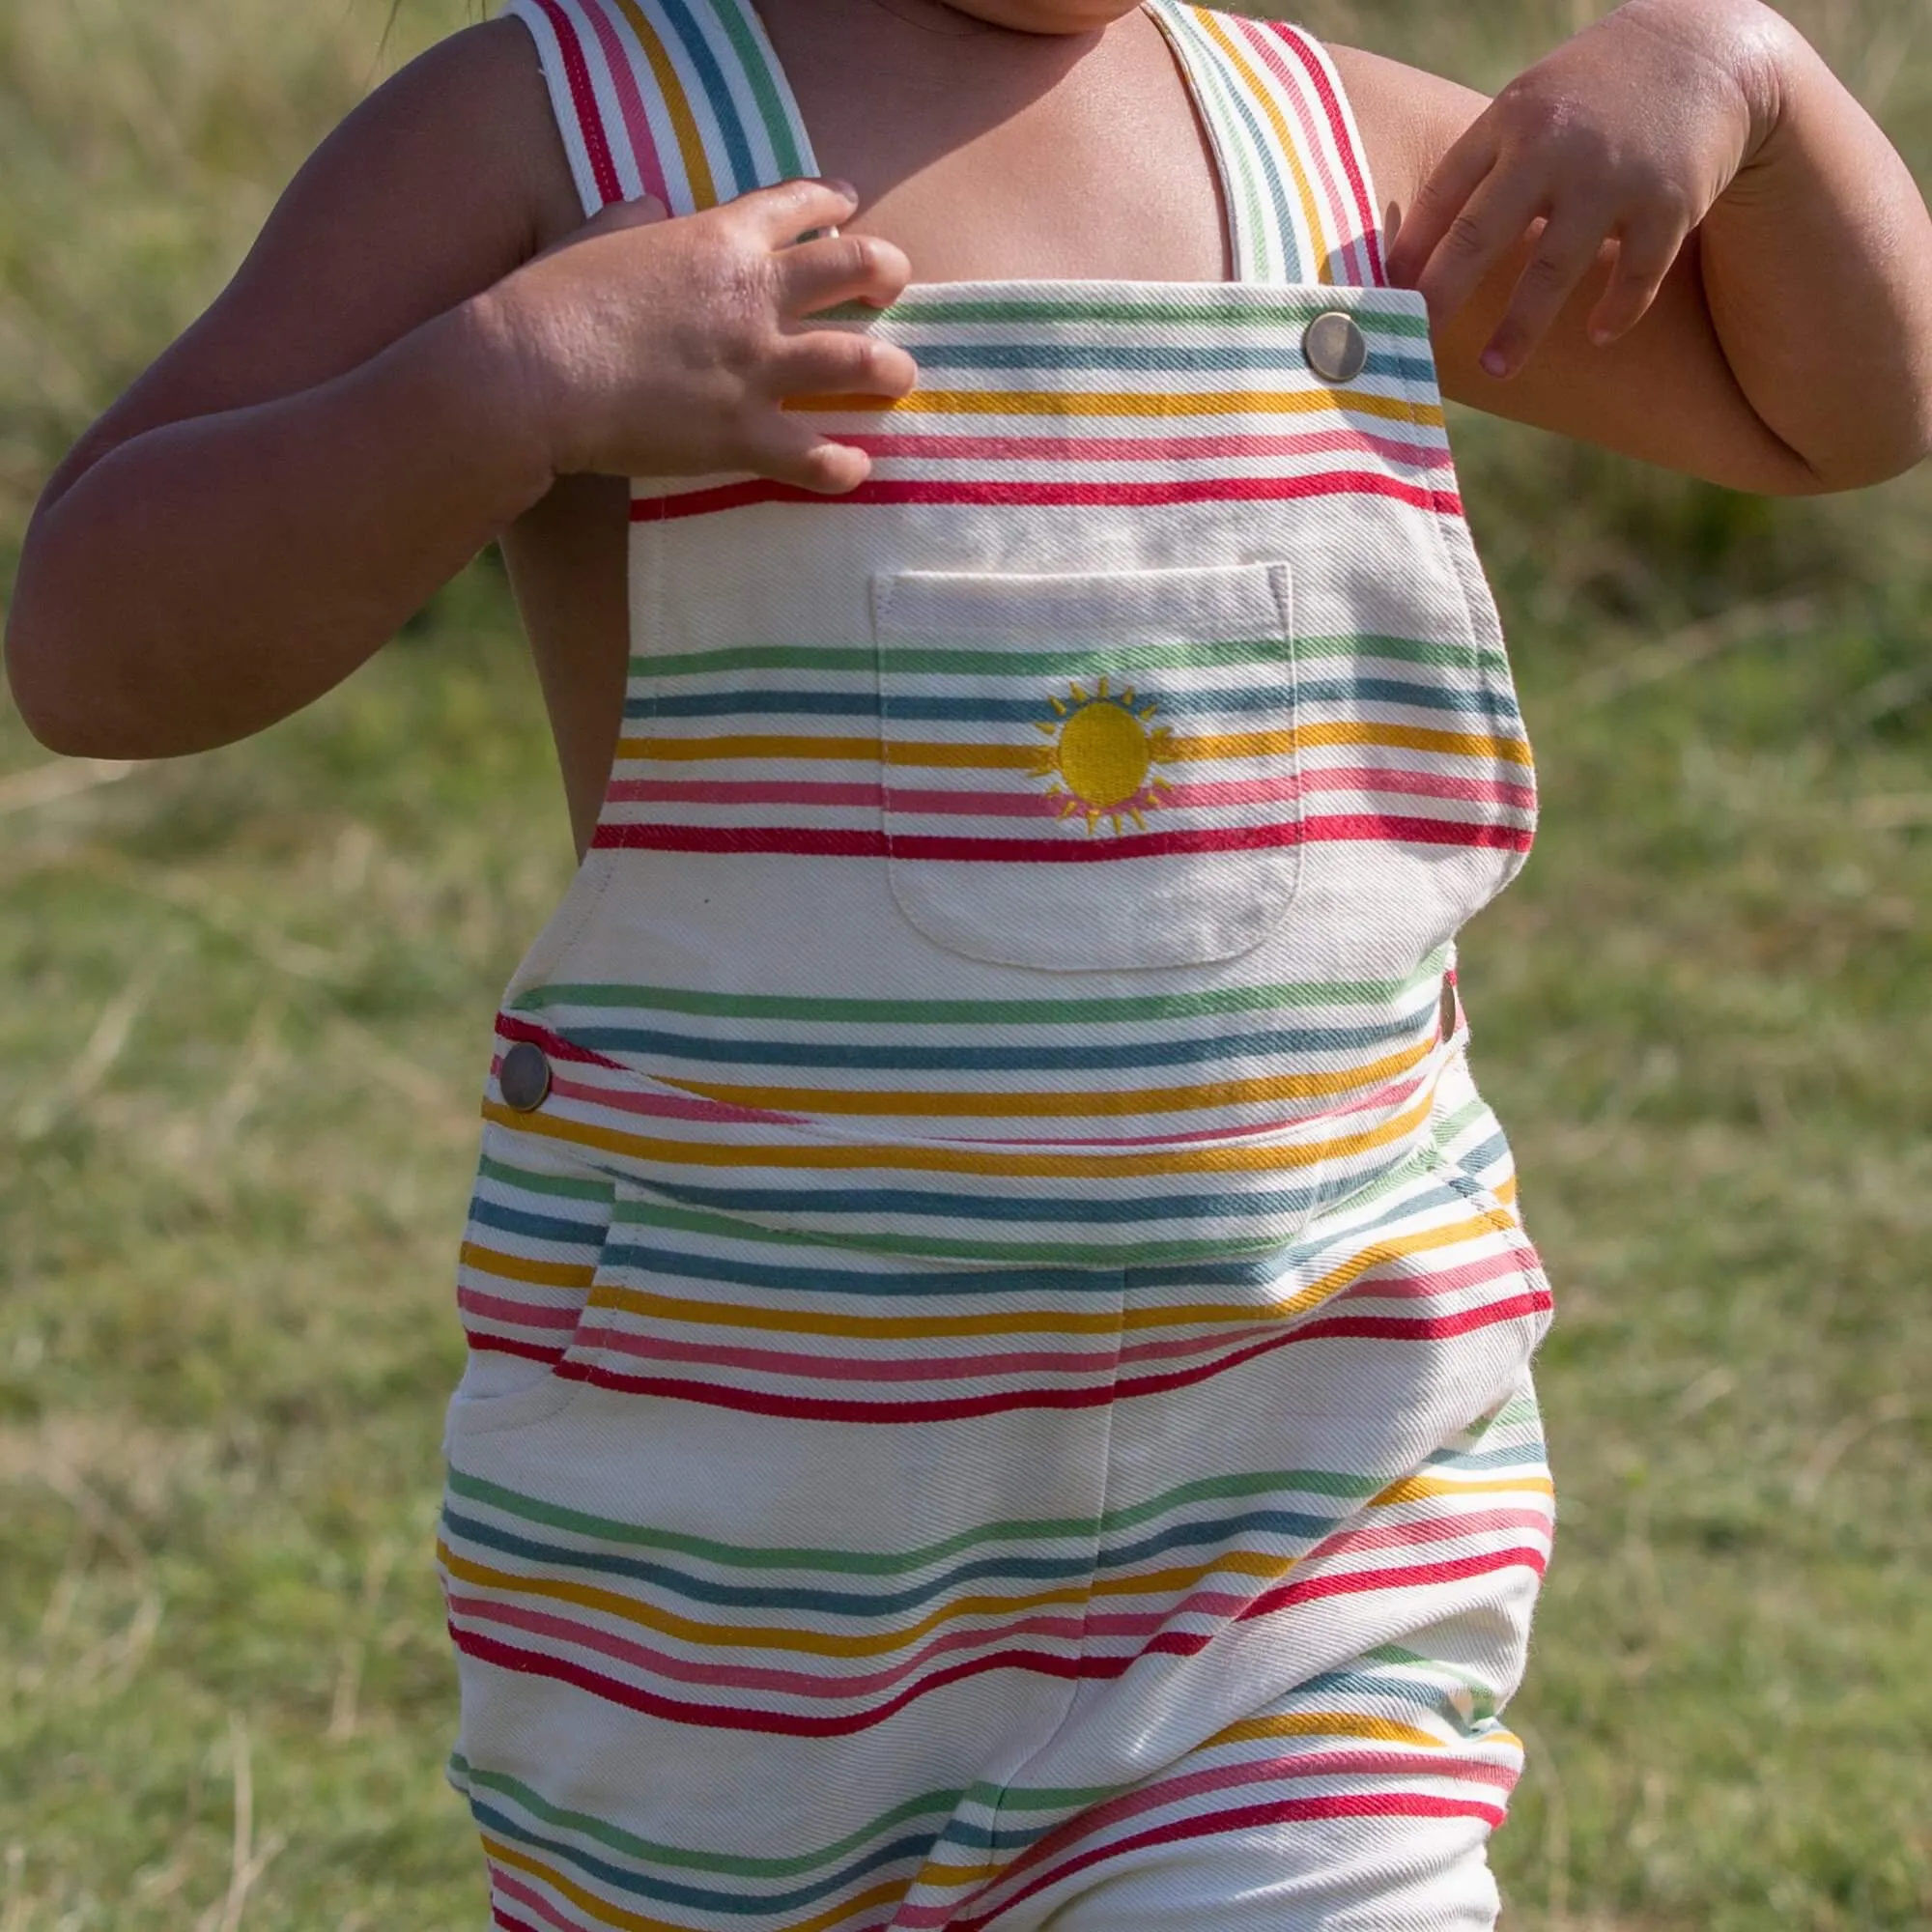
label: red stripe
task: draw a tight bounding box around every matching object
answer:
[635,471,1463,521]
[952,1790,1506,1931]
[464,1332,571,1366]
[552,1290,1550,1424]
[527,0,623,208]
[1261,21,1387,286]
[591,816,1533,859]
[448,1542,1546,1737]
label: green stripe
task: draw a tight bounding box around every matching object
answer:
[814,296,1430,334]
[1162,5,1281,281]
[450,1759,1123,1878]
[710,0,808,180]
[446,1461,1380,1576]
[477,1153,611,1201]
[509,954,1444,1026]
[630,636,1497,681]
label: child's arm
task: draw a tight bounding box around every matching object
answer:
[4,22,912,760]
[1337,0,1932,494]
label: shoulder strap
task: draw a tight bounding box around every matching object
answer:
[502,0,816,219]
[1145,2,1386,289]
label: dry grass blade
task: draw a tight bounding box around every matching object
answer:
[0,756,135,814]
[195,1715,285,1932]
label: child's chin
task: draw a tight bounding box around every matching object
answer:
[945,0,1143,32]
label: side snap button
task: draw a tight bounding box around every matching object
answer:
[1303,310,1369,384]
[499,1041,553,1113]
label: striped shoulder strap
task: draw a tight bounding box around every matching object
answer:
[1145,2,1386,289]
[502,0,817,218]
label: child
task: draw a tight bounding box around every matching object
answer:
[8,0,1929,1925]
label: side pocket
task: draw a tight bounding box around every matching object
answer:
[442,1121,616,1445]
[870,561,1301,971]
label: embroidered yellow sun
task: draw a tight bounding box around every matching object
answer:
[1029,676,1178,835]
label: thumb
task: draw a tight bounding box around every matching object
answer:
[530,192,670,265]
[581,191,671,235]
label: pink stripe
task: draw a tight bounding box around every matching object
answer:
[457,1286,583,1330]
[527,0,622,207]
[574,1254,1543,1386]
[576,0,673,208]
[1229,15,1366,286]
[449,1545,1547,1736]
[1313,1506,1554,1561]
[563,1292,1554,1424]
[949,1789,1507,1930]
[547,1066,802,1127]
[1264,20,1387,285]
[639,471,1463,520]
[837,428,1446,468]
[1330,1245,1536,1305]
[450,1591,1092,1702]
[490,1868,583,1932]
[606,770,1536,818]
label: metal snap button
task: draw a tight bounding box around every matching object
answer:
[1439,977,1458,1038]
[499,1040,553,1113]
[1303,310,1369,384]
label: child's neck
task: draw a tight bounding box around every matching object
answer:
[755,0,1231,286]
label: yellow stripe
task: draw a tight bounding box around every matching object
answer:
[445,1539,1088,1658]
[910,1710,1451,1892]
[479,1083,1433,1179]
[484,1837,902,1932]
[609,0,718,211]
[616,721,1531,769]
[581,1207,1510,1340]
[663,1036,1434,1120]
[1190,7,1332,284]
[1371,1472,1556,1507]
[459,1242,596,1290]
[1209,1710,1448,1750]
[446,1538,1311,1662]
[1172,722,1535,768]
[792,386,1439,427]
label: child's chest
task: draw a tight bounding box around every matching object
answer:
[755,0,1230,284]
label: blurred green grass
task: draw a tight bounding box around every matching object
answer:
[2,0,1930,1925]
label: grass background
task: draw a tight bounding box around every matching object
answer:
[2,0,1929,1924]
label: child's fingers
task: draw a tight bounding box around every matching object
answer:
[1585,210,1690,347]
[1385,124,1500,292]
[1479,202,1619,378]
[727,177,864,248]
[1406,162,1552,334]
[771,328,919,405]
[778,231,913,317]
[749,415,873,495]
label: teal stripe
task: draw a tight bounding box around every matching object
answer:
[708,0,810,180]
[814,296,1432,335]
[508,953,1444,1025]
[446,1462,1379,1575]
[453,1757,1115,1878]
[630,636,1493,681]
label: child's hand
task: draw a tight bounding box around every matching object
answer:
[1386,0,1789,379]
[488,178,916,493]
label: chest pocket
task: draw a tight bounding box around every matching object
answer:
[870,562,1300,972]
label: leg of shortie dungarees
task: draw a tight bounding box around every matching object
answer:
[1027,1625,1524,1932]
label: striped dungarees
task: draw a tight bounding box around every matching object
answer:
[441,4,1556,1926]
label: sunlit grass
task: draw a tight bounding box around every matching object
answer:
[3,1,1930,1924]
